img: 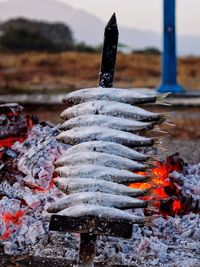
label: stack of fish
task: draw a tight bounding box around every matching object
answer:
[47,87,167,222]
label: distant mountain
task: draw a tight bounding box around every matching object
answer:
[0,0,200,55]
[0,18,74,51]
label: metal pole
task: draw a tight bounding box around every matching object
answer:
[157,0,184,93]
[99,13,119,88]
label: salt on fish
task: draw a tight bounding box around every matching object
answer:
[54,151,146,172]
[62,87,163,105]
[46,192,147,213]
[55,204,143,221]
[60,100,164,122]
[55,164,148,183]
[59,115,153,132]
[61,140,149,161]
[56,126,154,148]
[53,178,148,197]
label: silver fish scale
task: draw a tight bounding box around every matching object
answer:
[47,87,166,220]
[61,141,149,161]
[60,100,162,122]
[55,151,146,171]
[59,114,152,132]
[53,178,148,197]
[56,126,154,147]
[62,87,158,105]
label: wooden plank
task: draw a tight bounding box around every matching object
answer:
[49,215,133,239]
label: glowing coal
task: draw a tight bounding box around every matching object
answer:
[130,154,200,216]
[0,104,200,266]
[0,103,37,147]
[0,107,67,249]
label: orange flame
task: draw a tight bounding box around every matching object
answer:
[0,116,34,148]
[130,159,183,215]
[0,210,25,240]
[172,200,181,213]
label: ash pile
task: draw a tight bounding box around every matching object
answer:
[0,102,200,267]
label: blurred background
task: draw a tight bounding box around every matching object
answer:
[0,0,200,162]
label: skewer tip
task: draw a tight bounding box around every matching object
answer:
[107,12,117,27]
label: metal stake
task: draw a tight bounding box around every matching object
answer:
[78,234,97,267]
[99,12,119,88]
[78,13,119,267]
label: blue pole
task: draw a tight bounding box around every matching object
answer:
[157,0,184,93]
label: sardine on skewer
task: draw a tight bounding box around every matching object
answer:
[62,141,149,161]
[56,126,154,148]
[54,204,145,222]
[59,115,153,132]
[62,87,163,106]
[55,151,146,172]
[55,164,148,184]
[53,178,148,197]
[60,100,164,122]
[46,192,147,213]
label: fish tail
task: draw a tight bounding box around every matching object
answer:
[155,144,168,151]
[152,126,168,134]
[147,159,157,166]
[153,137,163,146]
[148,155,159,161]
[156,93,171,106]
[156,93,171,101]
[146,162,158,171]
[160,113,169,122]
[153,139,168,151]
[151,115,168,126]
[142,215,160,226]
[145,184,159,191]
[155,100,171,106]
[163,120,176,127]
[147,197,170,206]
[146,206,159,213]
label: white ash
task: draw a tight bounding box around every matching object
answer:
[1,170,200,267]
[15,212,200,267]
[96,212,200,266]
[0,183,64,255]
[12,124,69,189]
[170,163,200,202]
[0,123,200,266]
[0,124,67,254]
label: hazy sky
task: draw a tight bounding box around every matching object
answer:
[59,0,200,36]
[0,0,199,36]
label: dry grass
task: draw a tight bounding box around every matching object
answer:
[0,51,200,93]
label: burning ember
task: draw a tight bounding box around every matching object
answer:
[130,153,200,216]
[0,104,68,247]
[0,103,200,267]
[0,103,37,148]
[130,154,186,215]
